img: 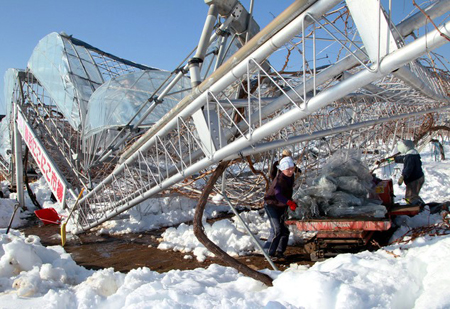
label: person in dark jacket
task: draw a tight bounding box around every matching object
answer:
[430,139,445,161]
[395,140,425,205]
[264,156,297,260]
[270,149,301,180]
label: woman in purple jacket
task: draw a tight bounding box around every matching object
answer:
[263,156,297,260]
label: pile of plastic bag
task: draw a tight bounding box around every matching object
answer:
[291,149,387,219]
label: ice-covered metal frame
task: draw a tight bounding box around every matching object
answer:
[0,69,23,179]
[5,33,169,186]
[72,0,450,232]
[1,1,449,233]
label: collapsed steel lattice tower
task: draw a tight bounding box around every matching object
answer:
[1,0,450,232]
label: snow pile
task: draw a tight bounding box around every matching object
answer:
[391,205,445,241]
[232,209,271,240]
[94,195,230,235]
[27,177,55,207]
[158,209,276,262]
[0,199,26,229]
[1,180,11,198]
[0,224,450,307]
[266,233,450,308]
[0,230,93,298]
[158,219,258,262]
[0,143,449,307]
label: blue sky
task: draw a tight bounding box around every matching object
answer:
[0,0,292,114]
[0,0,448,115]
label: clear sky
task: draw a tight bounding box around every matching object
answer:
[0,0,448,115]
[0,0,292,115]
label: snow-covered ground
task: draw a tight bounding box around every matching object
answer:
[0,143,449,308]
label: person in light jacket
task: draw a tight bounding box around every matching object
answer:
[395,140,425,205]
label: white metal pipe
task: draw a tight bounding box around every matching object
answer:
[185,0,450,142]
[396,0,450,38]
[119,0,318,162]
[93,0,433,195]
[394,66,448,102]
[86,0,337,199]
[214,35,229,71]
[242,0,450,132]
[195,4,219,59]
[13,102,24,208]
[189,4,219,87]
[234,24,448,148]
[189,61,203,88]
[388,0,450,102]
[229,105,450,158]
[221,191,278,271]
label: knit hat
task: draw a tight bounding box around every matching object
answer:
[397,140,415,154]
[282,149,292,157]
[278,156,295,171]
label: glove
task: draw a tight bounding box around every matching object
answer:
[287,200,297,211]
[398,176,404,186]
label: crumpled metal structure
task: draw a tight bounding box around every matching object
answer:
[27,32,104,131]
[1,0,449,234]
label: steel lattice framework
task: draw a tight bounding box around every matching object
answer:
[1,0,450,233]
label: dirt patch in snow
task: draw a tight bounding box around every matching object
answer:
[19,219,314,273]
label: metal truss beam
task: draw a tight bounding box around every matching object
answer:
[74,1,450,232]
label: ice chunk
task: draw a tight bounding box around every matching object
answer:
[322,149,372,183]
[326,203,387,218]
[304,176,337,199]
[337,176,368,197]
[291,195,319,219]
[331,191,363,206]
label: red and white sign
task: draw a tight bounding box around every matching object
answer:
[17,112,67,205]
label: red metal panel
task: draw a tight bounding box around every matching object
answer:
[316,231,374,245]
[316,231,367,238]
[389,205,420,216]
[375,179,394,207]
[286,219,391,231]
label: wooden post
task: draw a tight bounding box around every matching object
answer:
[193,160,274,287]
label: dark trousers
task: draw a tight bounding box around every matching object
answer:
[406,176,425,203]
[264,204,290,256]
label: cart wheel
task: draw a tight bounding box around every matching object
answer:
[310,250,325,262]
